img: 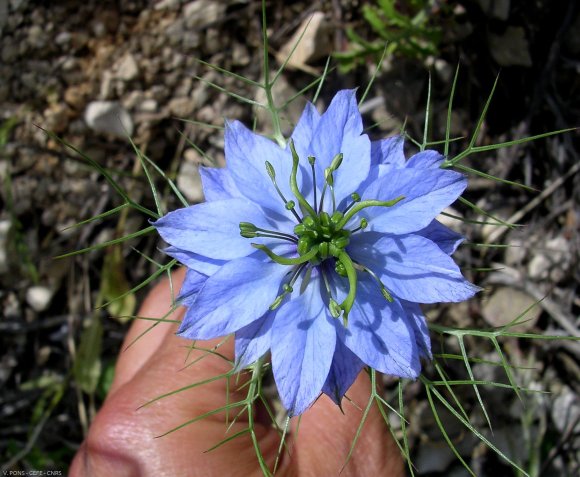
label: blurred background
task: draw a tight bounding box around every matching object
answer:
[0,0,578,474]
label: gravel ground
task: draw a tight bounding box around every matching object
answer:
[1,0,579,475]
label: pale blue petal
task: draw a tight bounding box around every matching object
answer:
[199,166,242,202]
[308,90,370,205]
[163,246,225,276]
[153,199,270,260]
[349,233,479,303]
[362,168,467,234]
[401,301,432,359]
[370,135,405,168]
[290,102,321,159]
[225,121,297,220]
[416,220,464,255]
[322,338,365,405]
[340,278,420,378]
[271,276,336,416]
[405,150,444,169]
[234,312,275,370]
[178,257,288,339]
[176,268,208,307]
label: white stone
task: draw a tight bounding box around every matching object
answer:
[177,161,204,203]
[26,286,53,312]
[183,0,226,28]
[84,101,134,137]
[277,12,333,70]
[115,53,139,81]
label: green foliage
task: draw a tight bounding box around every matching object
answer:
[335,0,443,71]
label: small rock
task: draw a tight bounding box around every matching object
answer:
[552,386,580,433]
[476,0,510,20]
[155,0,181,10]
[168,97,195,117]
[43,103,70,134]
[0,220,11,274]
[139,99,158,112]
[84,101,134,137]
[183,0,226,28]
[482,287,541,332]
[115,53,139,81]
[277,12,333,70]
[488,27,532,67]
[177,160,204,203]
[26,285,53,312]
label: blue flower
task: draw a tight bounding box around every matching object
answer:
[154,90,479,416]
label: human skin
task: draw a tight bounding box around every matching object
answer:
[70,268,405,477]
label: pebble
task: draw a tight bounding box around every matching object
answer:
[183,0,225,28]
[177,160,204,203]
[26,285,53,312]
[115,53,139,81]
[84,101,134,137]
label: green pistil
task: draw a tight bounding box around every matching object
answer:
[336,251,357,326]
[289,140,317,217]
[335,196,405,230]
[251,243,319,266]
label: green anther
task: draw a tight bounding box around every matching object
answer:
[329,298,342,318]
[285,200,296,210]
[331,211,344,225]
[283,284,293,293]
[270,295,285,310]
[329,152,343,171]
[337,251,357,325]
[336,196,405,229]
[308,156,316,166]
[297,237,312,255]
[289,140,318,218]
[240,230,258,238]
[253,243,319,266]
[324,168,334,186]
[265,161,276,180]
[331,236,350,250]
[239,222,258,233]
[359,218,368,229]
[302,216,316,228]
[381,287,394,302]
[351,192,360,202]
[335,261,347,277]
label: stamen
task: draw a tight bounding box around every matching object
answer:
[265,161,302,223]
[269,263,308,310]
[239,222,298,243]
[353,261,394,303]
[318,153,342,213]
[349,217,368,234]
[308,156,317,210]
[343,192,361,214]
[321,269,341,319]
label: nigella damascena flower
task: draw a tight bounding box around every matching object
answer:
[154,90,479,415]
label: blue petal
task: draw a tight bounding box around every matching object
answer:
[225,121,297,220]
[176,268,208,307]
[199,166,242,201]
[308,90,371,205]
[340,278,420,378]
[234,312,275,369]
[153,199,270,260]
[178,257,288,339]
[349,233,479,303]
[416,220,464,255]
[370,135,405,168]
[164,246,225,276]
[290,101,321,159]
[322,338,365,405]
[271,275,336,416]
[401,301,431,359]
[362,168,467,234]
[405,150,444,169]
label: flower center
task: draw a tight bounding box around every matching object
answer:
[239,139,403,325]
